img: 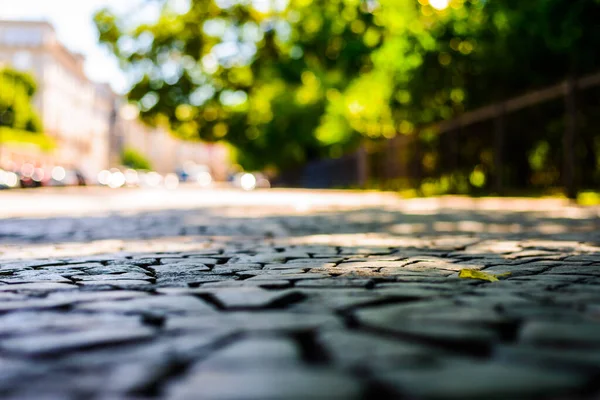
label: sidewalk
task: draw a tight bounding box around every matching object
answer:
[0,188,599,399]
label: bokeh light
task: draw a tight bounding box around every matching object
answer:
[164,173,180,190]
[98,170,111,185]
[21,163,34,178]
[429,0,450,10]
[32,168,44,182]
[108,171,126,188]
[52,166,66,181]
[196,171,212,187]
[124,169,139,186]
[5,172,19,188]
[240,173,257,191]
[144,171,163,187]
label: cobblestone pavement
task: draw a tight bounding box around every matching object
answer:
[1,188,600,400]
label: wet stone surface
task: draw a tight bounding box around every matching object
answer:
[0,193,599,399]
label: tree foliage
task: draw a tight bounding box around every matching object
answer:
[0,67,43,133]
[95,0,600,172]
[121,147,153,170]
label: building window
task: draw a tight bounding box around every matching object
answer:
[12,51,32,70]
[1,27,43,46]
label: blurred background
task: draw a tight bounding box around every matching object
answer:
[0,0,599,200]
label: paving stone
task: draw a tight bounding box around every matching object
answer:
[264,262,335,270]
[378,280,459,290]
[354,303,501,345]
[72,272,152,281]
[508,274,585,287]
[83,264,149,275]
[337,270,386,279]
[505,249,566,260]
[167,368,362,400]
[76,279,152,287]
[339,247,394,255]
[0,272,73,283]
[47,290,150,303]
[292,289,384,311]
[198,336,302,370]
[0,298,75,312]
[565,254,600,263]
[100,358,179,395]
[461,240,522,254]
[501,304,590,322]
[238,252,311,264]
[544,264,600,276]
[0,260,67,270]
[344,255,406,263]
[211,264,262,274]
[0,357,53,392]
[0,292,28,300]
[452,293,531,308]
[379,268,454,277]
[76,295,216,315]
[37,267,87,276]
[167,311,342,332]
[244,273,330,281]
[0,327,155,356]
[294,278,373,288]
[317,330,440,370]
[60,329,234,370]
[374,286,452,299]
[152,263,210,272]
[520,240,582,252]
[482,263,551,277]
[201,279,292,289]
[0,311,144,335]
[163,257,218,265]
[379,360,586,399]
[337,260,412,270]
[194,288,303,309]
[236,268,308,277]
[286,258,343,265]
[519,320,600,346]
[495,344,600,372]
[0,282,77,291]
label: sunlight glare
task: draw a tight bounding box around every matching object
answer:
[430,0,449,10]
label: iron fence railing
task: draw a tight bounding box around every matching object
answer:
[275,72,600,198]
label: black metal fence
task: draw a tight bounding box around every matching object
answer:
[275,73,600,197]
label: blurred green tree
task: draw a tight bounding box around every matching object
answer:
[95,0,385,170]
[121,147,153,170]
[0,67,43,133]
[95,0,600,173]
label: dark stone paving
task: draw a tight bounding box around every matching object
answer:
[0,196,599,399]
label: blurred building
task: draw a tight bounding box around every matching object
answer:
[0,20,108,177]
[0,19,230,181]
[116,116,230,180]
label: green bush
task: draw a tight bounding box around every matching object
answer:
[0,127,54,151]
[0,68,43,133]
[121,148,152,170]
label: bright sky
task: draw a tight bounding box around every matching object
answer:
[0,0,152,93]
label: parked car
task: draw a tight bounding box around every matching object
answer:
[231,172,270,190]
[176,162,212,187]
[46,167,87,187]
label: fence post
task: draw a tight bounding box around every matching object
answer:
[449,123,460,191]
[356,144,368,189]
[494,104,505,195]
[412,132,423,190]
[563,77,577,199]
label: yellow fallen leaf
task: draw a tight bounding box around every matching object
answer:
[458,269,510,282]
